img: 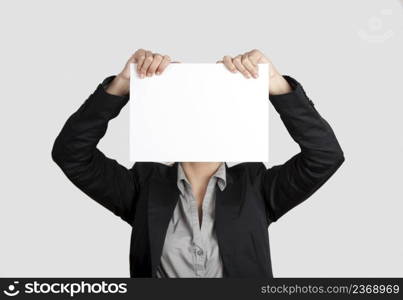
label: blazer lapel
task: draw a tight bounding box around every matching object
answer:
[215,163,246,277]
[147,162,179,277]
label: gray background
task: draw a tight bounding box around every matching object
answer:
[0,0,402,277]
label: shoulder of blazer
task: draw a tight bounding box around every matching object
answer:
[227,162,267,183]
[129,162,175,185]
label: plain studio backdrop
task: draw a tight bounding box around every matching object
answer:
[0,0,402,277]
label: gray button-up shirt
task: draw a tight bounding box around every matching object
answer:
[156,162,226,278]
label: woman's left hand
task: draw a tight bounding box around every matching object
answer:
[218,49,292,96]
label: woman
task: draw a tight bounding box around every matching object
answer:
[52,49,344,278]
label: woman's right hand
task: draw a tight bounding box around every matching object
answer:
[106,49,172,96]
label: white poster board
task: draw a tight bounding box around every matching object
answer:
[129,63,269,162]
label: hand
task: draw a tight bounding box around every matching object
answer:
[106,49,172,96]
[218,49,292,96]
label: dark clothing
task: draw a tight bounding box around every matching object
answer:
[51,75,344,278]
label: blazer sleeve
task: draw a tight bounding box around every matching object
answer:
[261,76,345,223]
[51,76,139,224]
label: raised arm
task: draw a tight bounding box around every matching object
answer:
[51,49,172,224]
[219,49,344,223]
[264,75,344,222]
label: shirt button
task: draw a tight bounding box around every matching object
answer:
[197,249,204,256]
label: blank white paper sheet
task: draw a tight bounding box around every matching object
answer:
[129,63,269,162]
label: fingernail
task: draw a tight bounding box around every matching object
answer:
[156,71,161,75]
[140,73,145,78]
[253,73,258,78]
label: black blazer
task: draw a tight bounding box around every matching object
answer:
[51,75,344,278]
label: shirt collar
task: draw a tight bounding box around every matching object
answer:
[177,162,227,194]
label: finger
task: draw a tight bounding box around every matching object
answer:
[140,51,154,77]
[134,49,146,76]
[156,55,171,74]
[223,56,237,73]
[147,53,163,76]
[241,54,258,78]
[133,48,145,61]
[233,55,251,78]
[247,49,263,65]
